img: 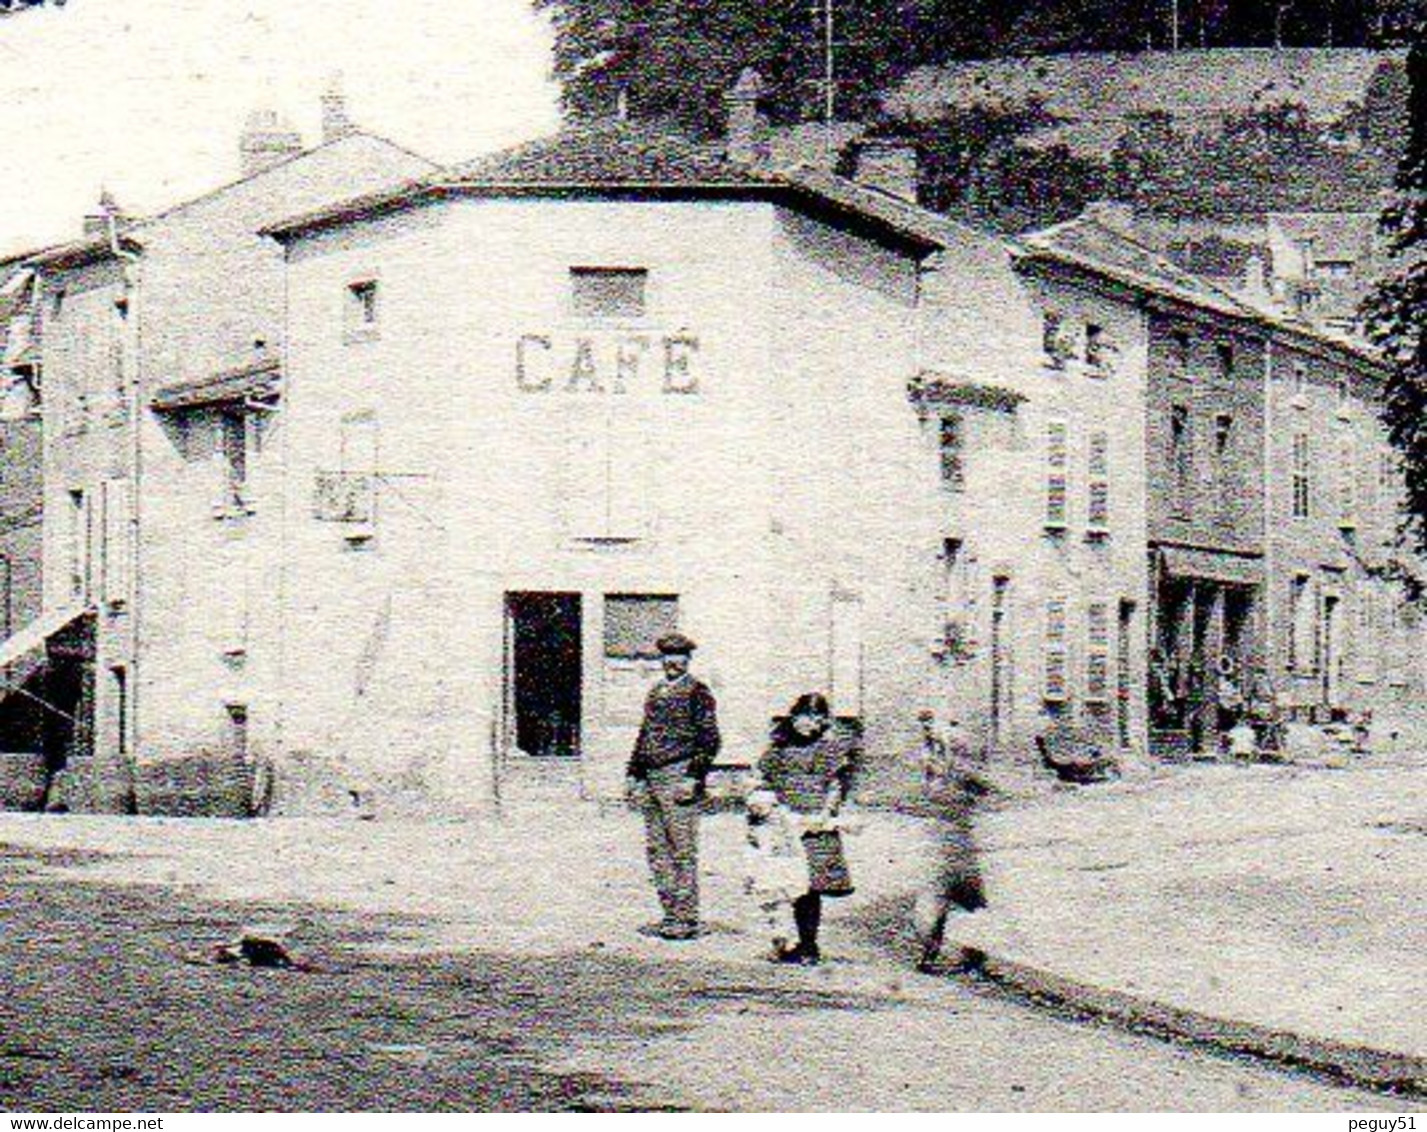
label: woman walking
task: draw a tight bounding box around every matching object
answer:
[757,693,857,965]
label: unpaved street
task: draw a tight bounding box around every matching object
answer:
[0,840,1409,1112]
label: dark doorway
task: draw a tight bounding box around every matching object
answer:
[506,592,582,759]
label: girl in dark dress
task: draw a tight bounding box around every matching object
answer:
[757,692,856,965]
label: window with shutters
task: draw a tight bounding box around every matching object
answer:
[1044,598,1068,702]
[1085,601,1110,703]
[1045,420,1068,531]
[1292,433,1311,519]
[1087,430,1110,534]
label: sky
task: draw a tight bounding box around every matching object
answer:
[0,0,561,258]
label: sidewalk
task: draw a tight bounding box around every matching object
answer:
[963,753,1427,1082]
[0,754,1423,1090]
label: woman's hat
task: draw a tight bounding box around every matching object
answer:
[656,632,698,656]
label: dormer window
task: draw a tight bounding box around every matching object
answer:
[571,267,647,320]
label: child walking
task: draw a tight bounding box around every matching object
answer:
[743,785,808,960]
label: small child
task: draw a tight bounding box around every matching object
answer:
[744,785,808,960]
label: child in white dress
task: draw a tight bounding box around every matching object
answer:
[743,785,808,960]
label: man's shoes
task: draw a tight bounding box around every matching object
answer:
[776,942,820,966]
[637,920,701,941]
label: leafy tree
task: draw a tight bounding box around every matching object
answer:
[1364,23,1427,560]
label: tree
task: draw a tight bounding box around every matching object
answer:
[533,0,1101,135]
[1364,23,1427,561]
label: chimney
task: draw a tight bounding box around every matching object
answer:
[851,136,920,204]
[240,108,304,177]
[82,189,129,239]
[724,68,768,168]
[321,73,356,144]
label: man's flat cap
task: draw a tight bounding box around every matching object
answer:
[656,632,698,655]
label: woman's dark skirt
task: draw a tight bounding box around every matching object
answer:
[802,830,854,896]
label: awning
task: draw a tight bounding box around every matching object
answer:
[0,603,89,670]
[1158,545,1263,587]
[151,357,280,412]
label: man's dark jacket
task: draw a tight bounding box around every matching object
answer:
[628,676,721,781]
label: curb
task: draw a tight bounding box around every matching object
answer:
[969,951,1427,1098]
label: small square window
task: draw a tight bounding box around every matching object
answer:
[571,267,647,320]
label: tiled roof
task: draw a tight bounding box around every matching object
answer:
[151,356,280,412]
[440,121,771,187]
[1020,212,1256,318]
[263,121,957,253]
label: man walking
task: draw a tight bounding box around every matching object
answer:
[626,633,721,940]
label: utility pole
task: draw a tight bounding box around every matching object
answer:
[1171,0,1180,50]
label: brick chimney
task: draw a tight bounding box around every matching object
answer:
[851,136,919,203]
[724,68,769,168]
[239,109,304,177]
[321,73,356,144]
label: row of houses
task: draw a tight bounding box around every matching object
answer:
[0,78,1422,815]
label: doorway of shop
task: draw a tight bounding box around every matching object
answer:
[505,592,582,759]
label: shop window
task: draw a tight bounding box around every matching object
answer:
[1043,598,1068,702]
[939,412,965,491]
[604,594,678,661]
[1045,420,1068,531]
[571,267,647,320]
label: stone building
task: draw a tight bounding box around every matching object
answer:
[12,109,431,813]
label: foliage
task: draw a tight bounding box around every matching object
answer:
[534,0,1426,135]
[1364,22,1427,559]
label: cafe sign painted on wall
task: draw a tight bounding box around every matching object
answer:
[516,332,701,396]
